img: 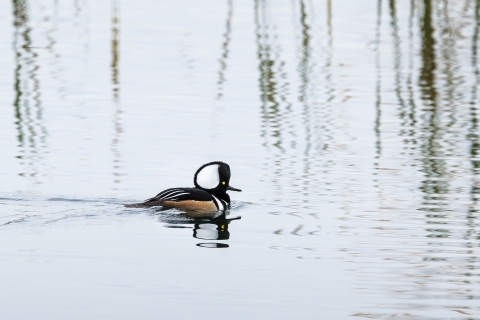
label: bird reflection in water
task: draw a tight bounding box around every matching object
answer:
[160,210,241,248]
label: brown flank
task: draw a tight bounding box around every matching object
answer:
[161,200,217,212]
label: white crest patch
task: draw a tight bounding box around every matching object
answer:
[196,164,220,189]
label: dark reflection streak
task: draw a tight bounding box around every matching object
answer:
[439,0,459,135]
[297,0,313,198]
[326,0,334,104]
[254,0,285,152]
[12,0,27,147]
[256,0,300,208]
[298,0,312,153]
[419,0,439,158]
[111,0,120,102]
[216,0,233,100]
[110,0,122,186]
[327,0,332,41]
[12,0,46,180]
[467,0,480,242]
[374,0,383,160]
[469,0,480,166]
[419,0,450,238]
[323,0,334,159]
[255,0,273,150]
[419,0,440,179]
[35,3,48,161]
[389,0,409,140]
[298,0,310,105]
[407,0,417,132]
[20,3,38,151]
[321,0,334,152]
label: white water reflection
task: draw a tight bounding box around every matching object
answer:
[0,0,479,319]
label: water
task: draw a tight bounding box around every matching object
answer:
[1,0,480,318]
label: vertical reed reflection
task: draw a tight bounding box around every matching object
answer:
[389,0,409,139]
[467,0,480,240]
[469,0,480,173]
[374,0,383,160]
[293,0,323,203]
[296,0,312,165]
[111,0,120,103]
[255,0,333,227]
[297,0,311,106]
[216,0,233,100]
[417,0,451,227]
[110,0,123,187]
[296,0,313,200]
[254,0,290,153]
[377,0,480,304]
[294,0,334,156]
[254,0,291,215]
[326,0,334,104]
[11,0,47,181]
[406,0,417,142]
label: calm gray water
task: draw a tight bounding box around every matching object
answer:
[1,0,480,319]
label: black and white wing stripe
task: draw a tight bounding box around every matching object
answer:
[146,188,191,202]
[210,194,227,211]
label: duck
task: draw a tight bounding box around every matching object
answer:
[125,161,241,212]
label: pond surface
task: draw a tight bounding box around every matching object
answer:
[1,0,480,319]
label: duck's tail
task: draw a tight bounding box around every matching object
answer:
[124,199,165,208]
[124,203,151,208]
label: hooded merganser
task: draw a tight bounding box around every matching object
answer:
[125,161,241,212]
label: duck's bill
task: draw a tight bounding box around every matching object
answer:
[227,185,242,192]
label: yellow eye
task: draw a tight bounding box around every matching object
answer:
[222,181,226,185]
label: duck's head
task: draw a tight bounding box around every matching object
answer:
[193,161,241,201]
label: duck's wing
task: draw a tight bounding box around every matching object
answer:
[124,187,213,208]
[149,187,200,202]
